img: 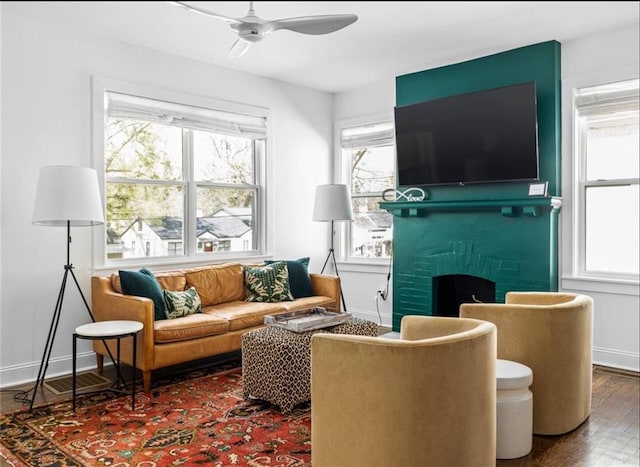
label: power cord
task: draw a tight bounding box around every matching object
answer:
[374,294,383,325]
[0,386,36,405]
[376,254,392,300]
[374,254,393,325]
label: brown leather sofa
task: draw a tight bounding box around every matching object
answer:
[91,262,341,391]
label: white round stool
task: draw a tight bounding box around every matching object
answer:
[496,359,533,459]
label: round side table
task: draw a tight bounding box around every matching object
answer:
[496,358,534,459]
[73,320,143,411]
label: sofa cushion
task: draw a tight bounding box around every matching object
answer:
[244,262,294,303]
[155,271,187,291]
[185,263,245,306]
[119,268,166,321]
[277,296,336,312]
[111,270,187,293]
[264,257,313,298]
[153,313,229,343]
[163,287,202,319]
[203,301,288,331]
[110,273,122,293]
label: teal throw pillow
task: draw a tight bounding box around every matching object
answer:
[244,261,294,303]
[264,257,313,298]
[163,287,202,319]
[119,268,166,321]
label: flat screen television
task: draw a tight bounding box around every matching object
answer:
[394,81,539,187]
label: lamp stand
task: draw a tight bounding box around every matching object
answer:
[320,220,348,313]
[28,221,121,411]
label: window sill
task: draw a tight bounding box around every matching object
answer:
[561,275,639,297]
[336,259,392,274]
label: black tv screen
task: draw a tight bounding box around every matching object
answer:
[394,82,539,187]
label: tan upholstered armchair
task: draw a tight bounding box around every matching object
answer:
[460,291,594,435]
[311,316,497,467]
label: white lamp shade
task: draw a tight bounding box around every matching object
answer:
[33,166,105,226]
[312,184,354,222]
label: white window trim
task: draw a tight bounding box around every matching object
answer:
[334,112,394,271]
[561,71,640,296]
[91,77,273,272]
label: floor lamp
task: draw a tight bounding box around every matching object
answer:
[29,166,105,411]
[312,184,354,313]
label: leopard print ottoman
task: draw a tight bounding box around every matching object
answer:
[241,318,378,413]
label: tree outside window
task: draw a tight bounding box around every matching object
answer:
[104,91,265,261]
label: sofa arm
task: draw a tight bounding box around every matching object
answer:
[309,273,341,311]
[91,276,156,367]
[91,276,154,323]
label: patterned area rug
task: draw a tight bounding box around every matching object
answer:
[0,361,311,466]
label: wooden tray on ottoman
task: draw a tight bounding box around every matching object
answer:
[264,307,351,332]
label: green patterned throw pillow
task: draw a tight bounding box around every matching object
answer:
[264,257,313,298]
[244,261,294,303]
[163,287,202,319]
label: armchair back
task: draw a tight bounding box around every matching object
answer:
[461,291,594,435]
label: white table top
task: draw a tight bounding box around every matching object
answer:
[497,358,533,390]
[75,320,143,337]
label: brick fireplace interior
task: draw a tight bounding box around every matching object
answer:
[434,274,496,317]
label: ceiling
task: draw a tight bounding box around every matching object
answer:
[4,1,639,93]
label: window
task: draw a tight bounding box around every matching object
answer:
[103,90,267,262]
[574,79,639,278]
[340,122,395,260]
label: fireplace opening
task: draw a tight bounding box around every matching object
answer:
[432,274,496,317]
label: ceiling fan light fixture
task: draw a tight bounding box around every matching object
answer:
[229,39,251,58]
[236,28,265,43]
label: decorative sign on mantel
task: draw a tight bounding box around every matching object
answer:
[382,187,429,202]
[528,182,548,197]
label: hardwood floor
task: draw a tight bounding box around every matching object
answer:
[1,362,638,466]
[498,366,639,467]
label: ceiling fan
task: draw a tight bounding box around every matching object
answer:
[169,1,358,58]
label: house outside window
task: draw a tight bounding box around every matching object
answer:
[574,79,639,279]
[340,121,395,260]
[102,89,267,263]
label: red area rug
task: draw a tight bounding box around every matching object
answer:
[1,362,311,466]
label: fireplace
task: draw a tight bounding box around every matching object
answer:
[386,40,562,331]
[380,197,562,331]
[433,274,496,317]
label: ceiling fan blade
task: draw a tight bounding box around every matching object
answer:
[168,1,241,25]
[229,39,251,58]
[270,15,358,35]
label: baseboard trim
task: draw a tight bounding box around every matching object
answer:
[593,346,639,373]
[347,307,391,328]
[0,351,100,389]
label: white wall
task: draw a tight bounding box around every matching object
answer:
[560,25,640,372]
[0,5,4,369]
[334,25,640,371]
[0,12,334,387]
[332,80,396,327]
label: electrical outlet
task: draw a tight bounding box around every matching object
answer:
[377,290,388,301]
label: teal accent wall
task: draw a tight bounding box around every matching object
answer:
[396,40,561,197]
[387,41,562,331]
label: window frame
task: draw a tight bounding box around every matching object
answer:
[571,79,639,284]
[92,77,271,270]
[335,113,395,269]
